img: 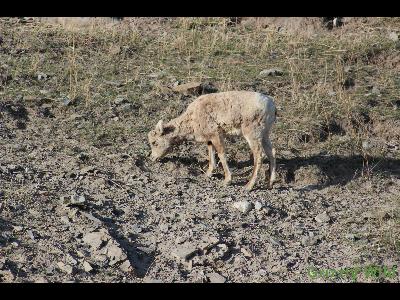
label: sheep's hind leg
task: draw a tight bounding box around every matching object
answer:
[211,135,232,185]
[244,139,263,191]
[262,136,276,189]
[206,142,216,177]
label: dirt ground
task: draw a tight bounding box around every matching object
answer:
[0,17,399,283]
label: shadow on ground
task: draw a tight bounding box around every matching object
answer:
[159,153,400,190]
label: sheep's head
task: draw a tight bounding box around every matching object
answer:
[148,120,176,161]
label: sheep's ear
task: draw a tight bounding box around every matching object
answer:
[156,119,164,134]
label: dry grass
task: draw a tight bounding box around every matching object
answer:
[1,17,399,159]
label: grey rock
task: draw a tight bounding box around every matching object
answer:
[259,68,284,77]
[371,86,380,95]
[159,223,169,233]
[198,235,220,251]
[345,233,357,241]
[106,242,127,265]
[171,243,198,260]
[232,201,253,214]
[344,66,353,73]
[301,233,319,246]
[60,216,70,224]
[389,32,398,42]
[114,96,128,105]
[172,82,202,95]
[56,262,74,275]
[61,194,87,208]
[116,103,132,113]
[207,272,226,283]
[66,254,78,266]
[144,278,163,283]
[82,230,109,250]
[269,236,282,246]
[82,261,93,272]
[27,230,36,241]
[315,211,331,223]
[93,254,109,267]
[13,225,23,232]
[240,247,253,258]
[254,201,263,211]
[37,72,48,81]
[119,260,133,273]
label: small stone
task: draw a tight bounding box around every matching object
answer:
[269,236,282,246]
[207,272,226,283]
[175,236,186,244]
[159,223,169,233]
[106,242,127,265]
[198,236,220,251]
[259,68,284,77]
[119,260,133,273]
[109,45,121,55]
[56,262,74,275]
[63,193,86,208]
[345,233,357,241]
[27,230,35,241]
[28,208,39,217]
[171,243,198,261]
[34,276,48,283]
[61,216,71,224]
[61,96,72,106]
[254,201,263,211]
[172,82,202,95]
[82,230,109,250]
[344,66,353,73]
[389,32,398,42]
[371,86,380,95]
[232,201,253,214]
[114,96,128,105]
[66,254,78,266]
[104,80,125,87]
[0,270,15,282]
[82,261,93,272]
[37,72,48,81]
[240,247,253,258]
[116,103,132,113]
[315,211,331,223]
[301,234,318,246]
[23,95,36,101]
[93,254,109,267]
[13,225,23,232]
[144,278,163,283]
[80,211,102,225]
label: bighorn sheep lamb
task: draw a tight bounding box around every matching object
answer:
[148,91,277,191]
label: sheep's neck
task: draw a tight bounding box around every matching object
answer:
[168,114,194,142]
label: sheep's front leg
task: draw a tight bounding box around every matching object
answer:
[206,141,216,177]
[211,135,231,185]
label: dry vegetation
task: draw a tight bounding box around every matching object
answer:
[0,17,399,283]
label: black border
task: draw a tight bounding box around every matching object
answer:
[1,0,399,17]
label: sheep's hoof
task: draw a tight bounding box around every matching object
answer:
[245,183,254,191]
[223,179,232,186]
[205,169,213,177]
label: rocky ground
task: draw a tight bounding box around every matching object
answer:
[0,17,399,283]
